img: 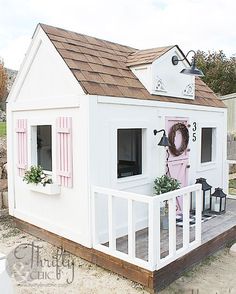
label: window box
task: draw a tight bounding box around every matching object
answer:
[29,183,61,195]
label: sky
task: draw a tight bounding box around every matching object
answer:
[0,0,236,70]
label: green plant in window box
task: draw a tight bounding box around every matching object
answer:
[154,175,181,229]
[23,165,52,186]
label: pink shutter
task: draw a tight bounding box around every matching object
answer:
[56,117,73,188]
[16,119,28,177]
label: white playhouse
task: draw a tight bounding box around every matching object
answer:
[7,24,230,291]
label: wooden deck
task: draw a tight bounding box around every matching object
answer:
[108,199,236,262]
[154,199,236,291]
[14,198,236,293]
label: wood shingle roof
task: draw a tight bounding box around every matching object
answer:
[126,46,174,67]
[40,24,225,108]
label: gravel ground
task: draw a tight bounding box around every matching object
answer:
[0,216,148,294]
[0,215,236,294]
[0,136,6,158]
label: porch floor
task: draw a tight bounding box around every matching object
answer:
[110,199,236,261]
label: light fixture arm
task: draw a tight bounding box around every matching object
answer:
[176,50,196,62]
[172,50,197,66]
[153,129,166,136]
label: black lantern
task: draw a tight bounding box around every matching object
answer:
[210,188,227,214]
[195,178,212,213]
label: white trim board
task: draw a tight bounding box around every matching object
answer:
[9,96,81,112]
[97,96,226,113]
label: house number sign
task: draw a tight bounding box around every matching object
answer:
[192,122,197,142]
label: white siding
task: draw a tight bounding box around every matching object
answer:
[7,26,91,247]
[89,96,227,235]
[7,25,84,109]
[8,104,91,246]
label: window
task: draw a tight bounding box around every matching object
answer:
[117,129,142,178]
[201,128,214,163]
[36,125,52,171]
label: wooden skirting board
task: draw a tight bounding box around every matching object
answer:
[153,225,236,291]
[14,217,236,293]
[14,218,154,290]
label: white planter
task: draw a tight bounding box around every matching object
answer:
[29,183,61,195]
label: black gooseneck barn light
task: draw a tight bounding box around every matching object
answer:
[153,129,170,147]
[172,50,204,77]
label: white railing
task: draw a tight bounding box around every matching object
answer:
[91,184,202,271]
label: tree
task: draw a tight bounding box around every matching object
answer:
[0,59,7,102]
[196,50,236,96]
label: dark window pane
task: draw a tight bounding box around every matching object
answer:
[37,125,52,171]
[201,128,212,163]
[117,129,142,178]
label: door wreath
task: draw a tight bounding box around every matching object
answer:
[168,123,189,156]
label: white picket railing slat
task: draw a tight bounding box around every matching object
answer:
[183,193,190,248]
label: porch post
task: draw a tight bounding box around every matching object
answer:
[148,198,160,270]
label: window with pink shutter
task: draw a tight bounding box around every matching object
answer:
[56,117,73,188]
[16,119,28,177]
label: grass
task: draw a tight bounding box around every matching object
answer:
[0,122,6,136]
[229,188,236,195]
[229,178,236,189]
[229,179,236,195]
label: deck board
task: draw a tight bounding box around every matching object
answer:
[202,199,236,241]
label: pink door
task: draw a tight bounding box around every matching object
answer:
[166,117,190,214]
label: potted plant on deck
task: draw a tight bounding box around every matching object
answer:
[154,175,181,229]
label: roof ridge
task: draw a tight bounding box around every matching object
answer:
[126,45,176,67]
[131,45,175,54]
